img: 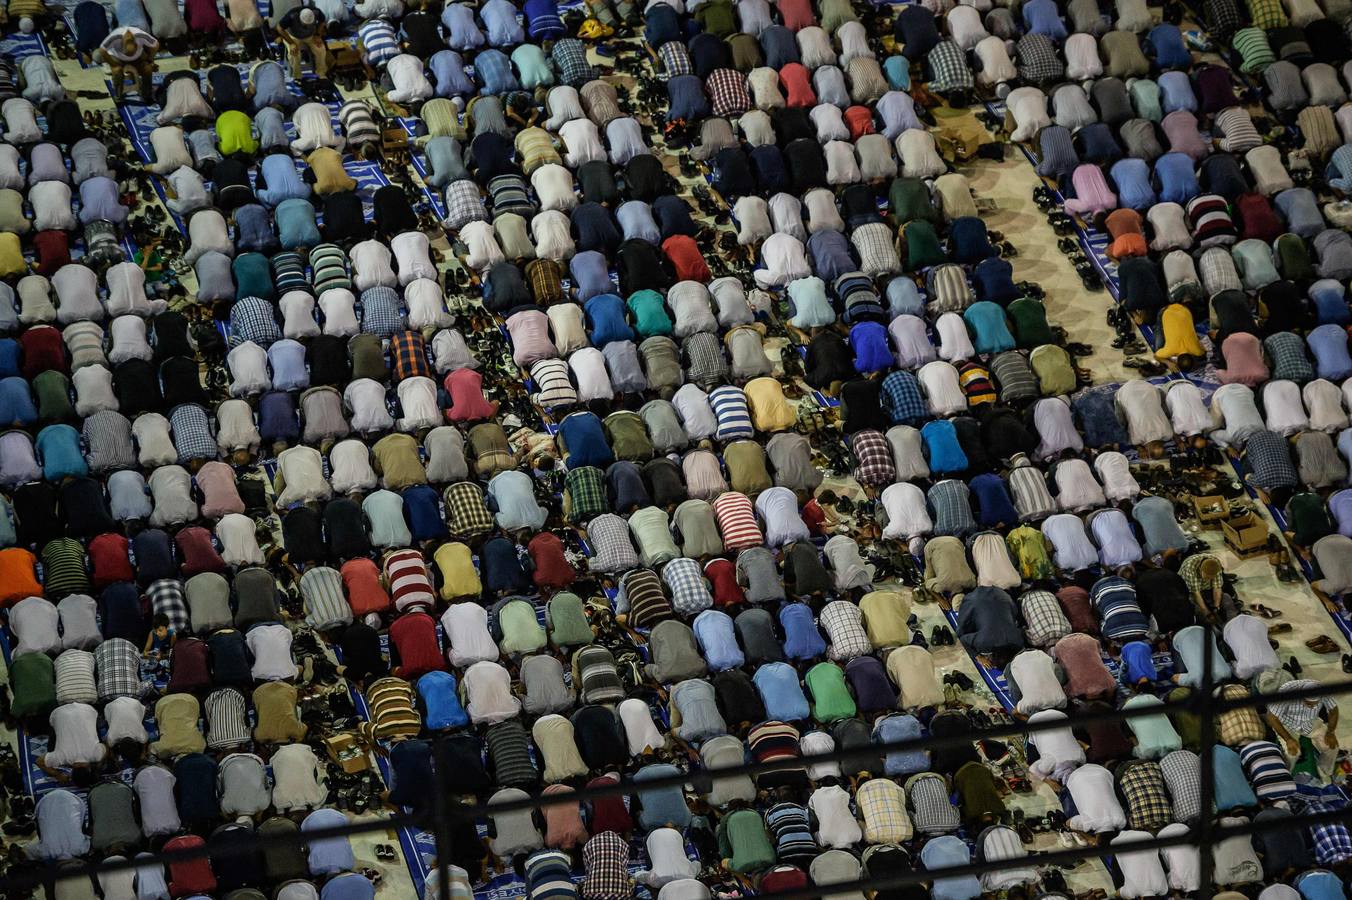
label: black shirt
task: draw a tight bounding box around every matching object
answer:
[485,261,531,314]
[687,31,733,79]
[617,239,671,295]
[114,358,164,415]
[467,132,519,184]
[980,407,1038,461]
[771,107,815,146]
[710,147,754,199]
[783,541,833,596]
[152,311,195,361]
[207,629,253,688]
[161,357,211,408]
[324,498,372,562]
[371,185,418,237]
[322,191,369,244]
[307,334,351,386]
[61,477,116,537]
[211,158,255,209]
[399,11,444,58]
[1199,152,1249,200]
[642,458,687,507]
[713,670,765,726]
[12,481,62,546]
[571,201,622,254]
[577,159,619,206]
[894,4,940,59]
[1135,567,1197,635]
[624,154,670,202]
[338,622,388,685]
[282,506,325,564]
[804,332,854,390]
[840,378,887,434]
[571,705,629,771]
[786,139,830,195]
[209,65,249,113]
[652,195,698,239]
[132,528,176,586]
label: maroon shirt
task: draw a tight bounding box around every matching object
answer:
[390,612,446,680]
[528,533,575,592]
[89,533,135,588]
[176,527,228,578]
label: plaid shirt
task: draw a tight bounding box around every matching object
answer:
[685,332,730,387]
[445,482,495,536]
[390,331,433,382]
[1217,684,1266,745]
[229,296,282,347]
[1019,588,1070,647]
[820,600,873,661]
[1179,553,1222,598]
[443,180,489,230]
[1205,0,1243,37]
[359,286,404,337]
[1197,247,1242,296]
[907,772,961,834]
[1016,33,1064,83]
[1243,429,1298,491]
[657,40,693,78]
[1116,760,1173,833]
[95,637,142,700]
[1246,0,1288,28]
[580,832,631,900]
[552,38,596,87]
[1267,678,1336,737]
[661,557,713,617]
[1159,749,1201,823]
[587,513,641,573]
[525,259,565,304]
[928,479,976,537]
[881,371,929,425]
[147,579,189,633]
[851,429,896,486]
[857,778,913,843]
[170,403,218,463]
[852,222,902,277]
[1310,804,1352,865]
[565,466,607,522]
[705,68,750,117]
[927,40,972,93]
[1263,332,1314,383]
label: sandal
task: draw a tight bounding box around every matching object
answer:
[577,16,614,38]
[1306,635,1341,654]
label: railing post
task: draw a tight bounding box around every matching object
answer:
[1197,623,1218,900]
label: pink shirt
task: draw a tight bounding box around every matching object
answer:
[443,369,499,423]
[1217,333,1270,387]
[1063,164,1118,217]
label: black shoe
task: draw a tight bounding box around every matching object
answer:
[931,625,946,647]
[910,629,929,649]
[1,817,34,837]
[948,670,974,690]
[939,625,955,645]
[1342,654,1352,674]
[1286,656,1303,676]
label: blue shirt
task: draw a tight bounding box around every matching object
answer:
[1147,24,1191,69]
[440,3,485,48]
[850,321,892,374]
[1309,323,1352,380]
[481,0,524,45]
[36,424,87,482]
[0,339,18,377]
[921,420,968,475]
[1111,158,1157,210]
[969,473,1018,527]
[417,671,469,729]
[1211,745,1258,810]
[1154,152,1200,204]
[963,301,1016,354]
[558,412,614,469]
[256,154,310,208]
[303,808,356,875]
[0,376,36,426]
[752,661,810,721]
[481,537,530,594]
[1158,70,1197,113]
[402,484,448,542]
[779,603,826,660]
[321,873,376,900]
[1309,279,1352,325]
[921,835,982,900]
[875,714,929,776]
[1022,0,1067,41]
[430,50,475,97]
[886,276,925,318]
[633,763,692,830]
[1119,640,1158,684]
[475,48,520,95]
[616,201,661,244]
[693,610,745,670]
[880,370,929,425]
[573,253,618,304]
[973,258,1019,305]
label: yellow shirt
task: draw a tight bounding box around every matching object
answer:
[434,542,482,600]
[1155,303,1206,360]
[0,233,26,279]
[859,590,912,648]
[307,147,356,194]
[744,376,797,432]
[216,110,258,156]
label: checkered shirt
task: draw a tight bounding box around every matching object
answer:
[1217,684,1266,745]
[1016,33,1064,83]
[1197,247,1242,296]
[445,482,495,536]
[685,331,730,387]
[581,832,631,899]
[170,403,218,463]
[928,479,976,537]
[821,600,873,661]
[552,38,597,87]
[95,637,143,701]
[565,466,607,522]
[147,579,189,633]
[1205,0,1242,37]
[1246,0,1288,28]
[587,513,641,573]
[443,179,489,231]
[1179,553,1223,598]
[1244,429,1298,491]
[1117,760,1173,833]
[658,41,693,78]
[229,296,282,347]
[1263,332,1314,383]
[359,286,404,337]
[853,222,902,277]
[475,50,516,94]
[1020,588,1070,647]
[390,331,433,382]
[705,68,750,117]
[1266,678,1336,737]
[662,557,713,617]
[1159,750,1201,823]
[908,773,961,834]
[526,259,565,304]
[881,371,929,424]
[1310,805,1352,865]
[851,429,896,487]
[857,778,913,843]
[927,40,972,93]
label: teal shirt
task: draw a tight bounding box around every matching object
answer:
[627,289,674,338]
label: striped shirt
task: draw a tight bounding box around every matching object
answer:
[41,538,90,599]
[529,358,577,409]
[711,492,764,551]
[709,385,755,441]
[358,19,400,67]
[383,549,436,613]
[486,720,539,787]
[82,409,137,473]
[55,648,98,705]
[310,243,352,295]
[300,566,351,631]
[205,687,251,751]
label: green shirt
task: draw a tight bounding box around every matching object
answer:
[806,662,857,724]
[694,0,736,37]
[1287,492,1334,547]
[889,177,939,224]
[33,371,74,423]
[216,110,259,155]
[903,221,945,271]
[1007,298,1055,348]
[349,333,387,381]
[564,467,607,523]
[604,411,654,461]
[717,808,776,873]
[547,592,594,647]
[627,290,674,338]
[9,651,55,719]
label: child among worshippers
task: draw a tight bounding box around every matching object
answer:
[143,613,177,663]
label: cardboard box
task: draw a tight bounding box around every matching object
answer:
[1222,510,1268,554]
[323,733,371,773]
[1191,494,1228,525]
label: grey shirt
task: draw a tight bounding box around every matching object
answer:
[766,432,822,493]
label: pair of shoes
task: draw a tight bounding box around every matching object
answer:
[929,624,955,645]
[943,670,974,691]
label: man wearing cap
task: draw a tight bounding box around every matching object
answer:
[277,4,330,78]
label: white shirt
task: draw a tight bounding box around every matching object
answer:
[391,231,437,284]
[279,290,321,339]
[105,262,164,317]
[1164,380,1213,436]
[672,384,719,439]
[1052,83,1097,129]
[1114,831,1170,899]
[1042,513,1100,571]
[1090,508,1143,567]
[659,882,712,900]
[461,219,505,272]
[972,531,1021,589]
[216,399,260,455]
[810,104,850,143]
[11,595,61,658]
[52,263,103,324]
[1305,379,1349,432]
[811,785,863,848]
[896,129,946,177]
[890,315,937,369]
[800,730,841,781]
[227,341,271,397]
[1261,380,1309,435]
[1222,614,1280,679]
[1065,764,1127,832]
[462,660,521,724]
[531,209,575,259]
[1054,458,1105,511]
[1158,823,1200,892]
[544,85,585,129]
[1210,383,1265,448]
[57,595,101,650]
[47,702,107,767]
[531,163,577,212]
[559,118,606,167]
[1009,649,1067,715]
[605,117,648,164]
[754,233,811,289]
[275,445,332,506]
[387,54,433,102]
[397,376,441,432]
[618,698,666,754]
[441,603,499,668]
[404,279,451,331]
[350,239,397,291]
[569,347,614,403]
[343,378,395,434]
[1025,709,1085,781]
[934,312,975,362]
[824,140,861,185]
[1065,32,1104,80]
[755,486,810,547]
[768,193,807,241]
[73,364,118,417]
[974,35,1017,85]
[217,513,265,566]
[291,101,343,153]
[246,623,298,681]
[1115,379,1174,445]
[105,697,149,747]
[271,742,329,812]
[638,829,700,887]
[149,465,198,526]
[318,288,359,337]
[917,360,967,416]
[881,482,932,540]
[166,165,209,214]
[1093,451,1140,501]
[328,440,378,495]
[1033,397,1085,460]
[1006,87,1052,142]
[132,412,176,467]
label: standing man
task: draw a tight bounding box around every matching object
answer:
[277,5,330,78]
[98,26,159,100]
